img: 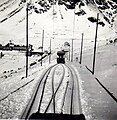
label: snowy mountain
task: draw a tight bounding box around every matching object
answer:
[0,0,117,119]
[0,0,116,49]
[84,0,117,27]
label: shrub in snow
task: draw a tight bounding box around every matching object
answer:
[88,17,97,23]
[75,9,86,16]
[104,16,110,24]
[18,68,21,70]
[114,38,117,43]
[30,62,37,67]
[98,21,105,26]
[3,71,7,74]
[21,76,25,79]
[109,40,113,43]
[4,75,7,79]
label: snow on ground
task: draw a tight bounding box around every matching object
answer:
[0,52,57,118]
[72,43,117,120]
[0,0,117,119]
[81,43,117,98]
[40,64,69,113]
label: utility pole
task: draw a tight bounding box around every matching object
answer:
[71,39,74,62]
[41,30,44,66]
[69,46,70,61]
[92,13,99,74]
[26,4,29,78]
[79,33,84,64]
[49,39,51,64]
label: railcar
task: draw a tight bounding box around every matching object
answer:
[57,50,65,64]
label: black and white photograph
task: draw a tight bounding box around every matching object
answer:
[0,0,117,119]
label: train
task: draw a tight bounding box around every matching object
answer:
[57,50,65,64]
[0,42,33,51]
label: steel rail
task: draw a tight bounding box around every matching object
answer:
[38,64,59,113]
[65,64,75,115]
[62,63,82,115]
[21,64,57,119]
[70,68,74,114]
[38,67,53,112]
[44,64,65,113]
[52,65,58,113]
[21,63,85,120]
[70,64,82,114]
[52,64,65,113]
[60,81,69,113]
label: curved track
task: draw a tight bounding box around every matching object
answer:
[61,64,82,115]
[21,63,85,120]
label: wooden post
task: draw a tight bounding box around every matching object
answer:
[92,13,99,74]
[42,30,44,53]
[49,39,51,64]
[69,46,70,61]
[26,4,29,78]
[71,39,74,62]
[0,52,3,58]
[41,30,44,66]
[79,33,84,64]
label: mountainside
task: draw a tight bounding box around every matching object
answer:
[0,1,117,119]
[84,0,117,27]
[0,0,117,49]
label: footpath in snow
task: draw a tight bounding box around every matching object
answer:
[72,43,117,120]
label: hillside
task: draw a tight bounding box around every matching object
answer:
[0,0,116,49]
[0,0,117,119]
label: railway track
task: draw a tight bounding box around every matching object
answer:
[21,63,85,120]
[61,64,83,115]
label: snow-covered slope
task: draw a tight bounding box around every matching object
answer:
[0,0,116,50]
[0,0,117,119]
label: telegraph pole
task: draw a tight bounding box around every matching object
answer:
[42,30,44,53]
[69,46,70,61]
[71,8,75,62]
[41,30,44,66]
[26,4,29,78]
[92,13,99,74]
[49,39,51,64]
[79,33,84,64]
[71,39,74,62]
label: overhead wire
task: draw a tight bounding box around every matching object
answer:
[52,0,55,40]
